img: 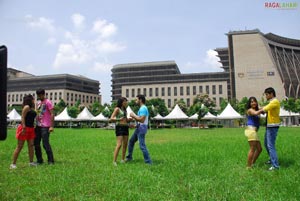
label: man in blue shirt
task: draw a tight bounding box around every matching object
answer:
[126,94,152,164]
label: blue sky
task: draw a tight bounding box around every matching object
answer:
[1,0,299,104]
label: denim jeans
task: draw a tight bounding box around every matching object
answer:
[34,126,54,163]
[126,124,152,164]
[264,127,279,168]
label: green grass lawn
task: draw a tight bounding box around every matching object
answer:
[1,127,300,200]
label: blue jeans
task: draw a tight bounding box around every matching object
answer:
[34,126,54,163]
[264,127,279,168]
[126,124,152,164]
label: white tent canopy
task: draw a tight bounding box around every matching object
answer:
[279,108,299,117]
[55,107,74,121]
[189,112,217,120]
[7,109,21,121]
[164,104,188,120]
[76,107,95,121]
[92,112,108,121]
[153,113,164,120]
[217,103,243,119]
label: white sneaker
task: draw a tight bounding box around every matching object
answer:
[29,162,38,167]
[113,161,117,166]
[268,166,278,171]
[120,160,125,163]
[10,164,17,169]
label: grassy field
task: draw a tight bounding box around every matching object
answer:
[0,127,300,200]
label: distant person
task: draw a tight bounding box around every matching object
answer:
[10,95,37,169]
[244,97,263,169]
[35,88,55,165]
[109,97,131,166]
[126,95,152,164]
[260,87,281,171]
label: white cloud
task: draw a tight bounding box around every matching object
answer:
[52,17,125,69]
[92,62,113,73]
[92,19,117,38]
[53,40,93,68]
[204,49,221,70]
[182,49,222,73]
[25,15,56,33]
[95,41,126,53]
[46,37,56,45]
[71,13,85,30]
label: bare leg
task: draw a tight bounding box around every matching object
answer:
[247,141,256,168]
[12,140,25,164]
[113,136,122,162]
[121,135,129,161]
[252,141,262,165]
[27,139,35,163]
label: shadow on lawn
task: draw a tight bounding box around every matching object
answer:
[278,158,295,168]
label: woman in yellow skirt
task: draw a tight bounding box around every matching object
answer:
[245,97,263,169]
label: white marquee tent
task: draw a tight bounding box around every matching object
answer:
[163,104,188,120]
[189,111,217,120]
[153,113,164,120]
[55,107,74,121]
[76,107,95,121]
[92,113,108,121]
[7,109,21,121]
[279,108,299,117]
[217,103,243,119]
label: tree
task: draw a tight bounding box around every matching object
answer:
[295,98,300,113]
[191,94,216,120]
[68,106,79,118]
[175,99,188,114]
[147,98,169,117]
[236,97,248,115]
[90,101,103,116]
[102,102,114,118]
[281,97,296,113]
[54,99,67,115]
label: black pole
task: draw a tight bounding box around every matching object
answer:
[0,45,7,140]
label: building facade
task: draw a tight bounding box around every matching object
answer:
[7,68,101,108]
[111,61,229,108]
[216,29,300,101]
[112,29,300,109]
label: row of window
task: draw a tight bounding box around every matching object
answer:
[126,85,223,98]
[7,92,100,104]
[165,97,222,108]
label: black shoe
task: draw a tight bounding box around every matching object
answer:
[48,162,55,165]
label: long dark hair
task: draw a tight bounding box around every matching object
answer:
[246,96,259,111]
[117,97,127,117]
[22,94,34,108]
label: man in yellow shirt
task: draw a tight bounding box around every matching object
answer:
[261,87,280,171]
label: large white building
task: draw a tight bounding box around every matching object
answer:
[112,61,229,108]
